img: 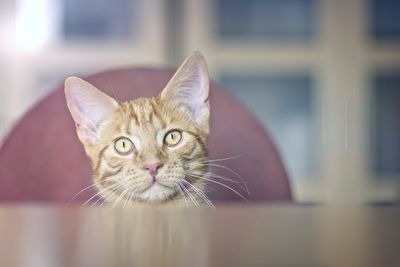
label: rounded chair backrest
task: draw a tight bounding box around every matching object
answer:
[0,68,291,204]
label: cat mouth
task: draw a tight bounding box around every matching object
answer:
[137,181,176,202]
[144,180,171,192]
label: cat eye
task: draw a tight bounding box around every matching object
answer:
[113,137,135,155]
[164,130,182,146]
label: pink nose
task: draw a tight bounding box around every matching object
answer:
[143,162,164,177]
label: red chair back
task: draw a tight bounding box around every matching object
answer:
[0,69,291,203]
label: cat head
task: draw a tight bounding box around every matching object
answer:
[65,52,210,205]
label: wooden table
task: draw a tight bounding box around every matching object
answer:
[0,205,399,267]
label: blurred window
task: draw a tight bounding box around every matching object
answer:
[216,0,315,40]
[220,73,314,179]
[371,73,400,176]
[370,0,400,40]
[63,0,135,40]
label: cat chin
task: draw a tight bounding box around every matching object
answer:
[138,183,176,202]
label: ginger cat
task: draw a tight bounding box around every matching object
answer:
[65,52,212,207]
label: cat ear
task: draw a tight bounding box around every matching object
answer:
[64,76,118,144]
[161,52,210,131]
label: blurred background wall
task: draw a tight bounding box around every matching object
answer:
[0,0,399,204]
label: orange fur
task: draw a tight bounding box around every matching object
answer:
[65,52,210,207]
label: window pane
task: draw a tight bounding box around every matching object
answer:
[220,73,314,179]
[372,73,400,176]
[216,0,315,40]
[370,0,400,40]
[63,0,135,40]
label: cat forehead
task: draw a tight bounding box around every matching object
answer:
[123,98,159,119]
[117,98,160,130]
[114,97,191,133]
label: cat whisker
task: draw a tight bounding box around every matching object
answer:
[98,190,116,208]
[180,168,248,194]
[175,182,188,207]
[90,181,124,208]
[82,187,111,208]
[112,187,131,208]
[180,179,214,208]
[98,185,128,208]
[111,178,142,208]
[128,192,134,207]
[186,154,242,164]
[207,154,242,162]
[68,175,120,206]
[188,173,249,203]
[179,182,199,207]
[90,194,105,208]
[190,170,250,194]
[123,191,133,208]
[186,162,249,193]
[83,182,121,208]
[67,182,100,206]
[176,182,189,206]
[67,178,116,206]
[208,173,249,194]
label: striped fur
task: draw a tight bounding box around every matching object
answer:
[65,52,210,207]
[85,97,209,206]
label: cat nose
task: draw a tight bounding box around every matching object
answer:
[143,162,164,177]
